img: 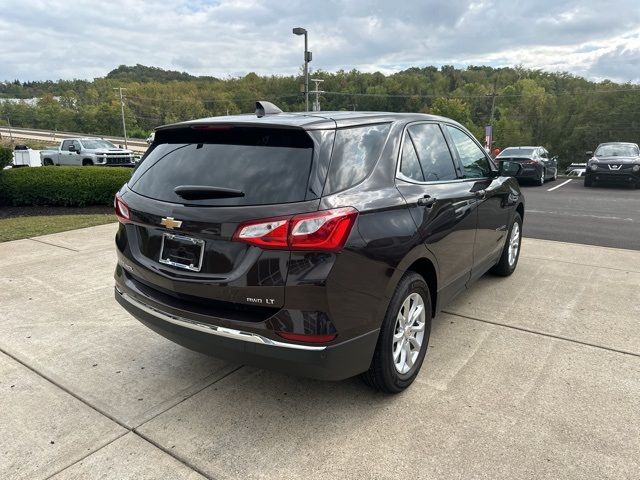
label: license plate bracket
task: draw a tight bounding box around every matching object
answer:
[159,233,205,272]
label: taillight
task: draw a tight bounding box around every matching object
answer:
[233,217,289,248]
[114,194,131,223]
[233,207,358,252]
[276,332,337,343]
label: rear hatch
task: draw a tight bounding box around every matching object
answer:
[116,124,333,317]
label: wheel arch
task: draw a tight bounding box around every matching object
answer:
[516,202,524,221]
[405,258,438,318]
[382,245,439,320]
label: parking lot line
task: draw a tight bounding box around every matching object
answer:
[547,179,572,191]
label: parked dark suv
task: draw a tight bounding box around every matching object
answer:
[114,103,525,393]
[585,142,640,188]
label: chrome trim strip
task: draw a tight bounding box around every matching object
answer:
[116,289,327,351]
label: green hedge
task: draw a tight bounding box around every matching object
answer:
[0,166,133,207]
[0,145,12,169]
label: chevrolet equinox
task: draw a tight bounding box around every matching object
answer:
[114,102,525,393]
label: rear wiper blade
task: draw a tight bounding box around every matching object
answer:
[174,185,245,200]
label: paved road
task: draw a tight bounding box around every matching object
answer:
[521,178,640,250]
[0,126,148,153]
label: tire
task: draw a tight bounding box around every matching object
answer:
[42,158,53,166]
[491,212,522,277]
[361,272,432,393]
[584,176,593,187]
[82,159,94,166]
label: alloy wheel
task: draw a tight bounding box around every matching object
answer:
[508,222,521,267]
[392,292,426,374]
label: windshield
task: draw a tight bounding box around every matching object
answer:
[594,144,639,157]
[80,139,117,149]
[129,127,315,206]
[498,147,535,157]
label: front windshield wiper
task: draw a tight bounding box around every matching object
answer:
[174,185,245,200]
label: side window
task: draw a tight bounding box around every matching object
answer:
[61,140,72,150]
[72,140,82,151]
[408,124,457,181]
[399,134,424,181]
[324,123,391,194]
[445,126,492,179]
[540,149,548,159]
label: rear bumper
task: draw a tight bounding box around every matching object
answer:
[513,166,542,180]
[114,286,379,381]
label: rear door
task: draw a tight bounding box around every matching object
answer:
[443,124,512,280]
[118,125,333,311]
[395,122,476,300]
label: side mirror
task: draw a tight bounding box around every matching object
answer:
[585,151,593,157]
[499,161,522,177]
[551,155,558,161]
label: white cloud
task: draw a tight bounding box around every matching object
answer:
[0,0,639,82]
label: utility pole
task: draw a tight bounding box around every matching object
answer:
[310,78,324,111]
[486,78,498,153]
[113,87,128,149]
[6,117,14,144]
[489,77,498,126]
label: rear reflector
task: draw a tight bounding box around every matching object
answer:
[276,332,337,343]
[233,207,358,252]
[114,194,131,223]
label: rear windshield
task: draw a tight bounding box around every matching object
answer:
[595,144,639,157]
[129,127,314,206]
[498,147,534,157]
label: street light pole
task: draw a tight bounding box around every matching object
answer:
[113,87,128,149]
[292,27,311,112]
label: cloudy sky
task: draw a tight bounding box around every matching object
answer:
[1,0,639,82]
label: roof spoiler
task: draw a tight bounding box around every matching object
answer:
[255,101,283,118]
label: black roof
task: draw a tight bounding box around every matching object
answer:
[157,111,458,131]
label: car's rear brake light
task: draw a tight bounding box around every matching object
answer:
[233,207,358,252]
[276,332,337,343]
[289,207,358,251]
[190,124,234,131]
[114,194,131,224]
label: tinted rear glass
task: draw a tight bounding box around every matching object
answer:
[498,147,535,157]
[324,123,391,194]
[129,127,314,206]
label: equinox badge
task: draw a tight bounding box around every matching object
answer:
[160,217,183,229]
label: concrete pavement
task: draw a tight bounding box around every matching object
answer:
[1,224,639,479]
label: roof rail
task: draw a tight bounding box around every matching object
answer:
[255,101,283,118]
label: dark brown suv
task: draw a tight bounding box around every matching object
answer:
[114,103,525,392]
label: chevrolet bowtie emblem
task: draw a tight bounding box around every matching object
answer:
[160,217,182,229]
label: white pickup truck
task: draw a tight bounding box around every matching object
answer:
[40,138,135,167]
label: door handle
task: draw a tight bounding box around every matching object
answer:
[417,195,436,207]
[474,189,486,199]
